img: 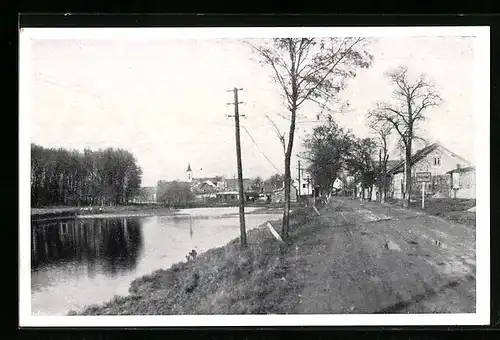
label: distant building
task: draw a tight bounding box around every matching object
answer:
[270,184,298,203]
[447,166,476,199]
[224,178,253,191]
[387,142,473,199]
[186,163,193,182]
[184,163,249,191]
[295,177,313,197]
[369,160,401,201]
[216,191,240,203]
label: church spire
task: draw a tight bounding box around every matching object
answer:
[186,163,193,182]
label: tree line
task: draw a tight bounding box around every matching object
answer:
[301,65,442,204]
[31,144,142,207]
[250,36,441,242]
[156,180,195,206]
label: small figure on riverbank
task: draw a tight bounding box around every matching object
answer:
[186,248,198,262]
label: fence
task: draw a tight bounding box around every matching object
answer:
[409,174,451,198]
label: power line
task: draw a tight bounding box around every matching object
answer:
[241,125,283,174]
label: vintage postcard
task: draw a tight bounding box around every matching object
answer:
[19,26,490,327]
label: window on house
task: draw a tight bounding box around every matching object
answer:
[434,157,441,166]
[303,184,307,188]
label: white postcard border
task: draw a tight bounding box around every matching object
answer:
[19,25,490,327]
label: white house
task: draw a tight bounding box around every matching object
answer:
[387,142,473,199]
[447,166,476,199]
[295,177,314,197]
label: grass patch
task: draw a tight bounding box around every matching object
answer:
[387,198,476,227]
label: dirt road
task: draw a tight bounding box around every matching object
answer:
[292,197,476,314]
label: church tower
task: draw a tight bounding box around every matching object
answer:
[186,163,193,182]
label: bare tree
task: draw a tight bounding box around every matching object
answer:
[367,118,393,203]
[265,113,287,155]
[250,38,373,239]
[368,66,442,207]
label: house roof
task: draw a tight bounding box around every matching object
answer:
[446,166,475,174]
[186,163,192,172]
[387,142,470,174]
[194,177,221,184]
[385,160,401,170]
[225,178,252,188]
[372,160,401,172]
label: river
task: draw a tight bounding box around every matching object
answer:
[30,207,281,316]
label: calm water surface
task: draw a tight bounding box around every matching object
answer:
[31,207,281,316]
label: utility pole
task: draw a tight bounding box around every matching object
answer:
[306,176,312,206]
[378,149,382,203]
[226,87,247,247]
[297,160,301,198]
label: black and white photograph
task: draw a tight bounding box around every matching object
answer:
[19,26,490,327]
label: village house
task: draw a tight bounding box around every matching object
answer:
[191,180,219,203]
[185,163,256,203]
[295,177,314,199]
[368,160,401,201]
[270,184,299,203]
[216,191,240,203]
[223,178,254,191]
[386,142,473,199]
[447,166,476,199]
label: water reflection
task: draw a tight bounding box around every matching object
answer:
[30,208,282,315]
[31,218,143,277]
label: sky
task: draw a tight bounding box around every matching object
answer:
[27,33,477,187]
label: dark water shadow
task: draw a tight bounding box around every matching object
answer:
[31,217,143,277]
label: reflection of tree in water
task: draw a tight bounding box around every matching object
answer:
[100,218,143,276]
[31,218,143,277]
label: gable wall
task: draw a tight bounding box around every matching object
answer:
[411,147,471,176]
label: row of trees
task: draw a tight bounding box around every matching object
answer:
[367,66,442,206]
[302,117,378,200]
[301,65,442,205]
[250,37,442,242]
[251,37,373,240]
[31,144,142,207]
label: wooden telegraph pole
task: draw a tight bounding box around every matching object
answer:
[297,160,301,198]
[226,87,247,247]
